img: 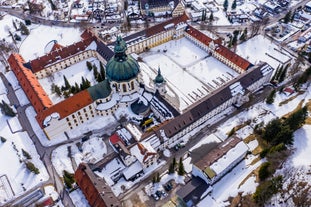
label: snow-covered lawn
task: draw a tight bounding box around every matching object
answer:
[51,136,107,176]
[19,25,81,61]
[15,88,30,106]
[0,114,48,204]
[236,35,292,69]
[141,37,238,111]
[38,57,101,104]
[7,116,22,133]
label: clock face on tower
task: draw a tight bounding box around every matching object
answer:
[145,3,149,10]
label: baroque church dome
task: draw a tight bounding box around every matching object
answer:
[106,36,140,82]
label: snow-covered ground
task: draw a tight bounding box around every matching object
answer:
[0,112,48,204]
[51,136,107,176]
[236,35,292,69]
[141,37,238,111]
[95,159,166,196]
[38,57,101,104]
[19,25,81,61]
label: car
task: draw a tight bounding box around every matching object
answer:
[164,182,172,191]
[161,191,168,198]
[152,193,159,201]
[155,191,162,198]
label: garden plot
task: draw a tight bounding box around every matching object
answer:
[38,57,101,104]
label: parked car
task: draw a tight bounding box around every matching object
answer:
[152,193,159,201]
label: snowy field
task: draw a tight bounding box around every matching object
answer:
[51,136,108,176]
[0,14,81,62]
[19,25,82,61]
[141,37,238,111]
[236,35,292,69]
[0,114,48,204]
[38,57,101,104]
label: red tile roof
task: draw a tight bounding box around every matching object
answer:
[186,26,251,71]
[110,133,124,145]
[146,13,189,37]
[36,90,93,127]
[29,37,95,73]
[50,42,64,52]
[215,45,251,71]
[8,54,53,113]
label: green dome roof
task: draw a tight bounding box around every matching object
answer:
[106,55,140,82]
[106,36,140,82]
[154,67,164,84]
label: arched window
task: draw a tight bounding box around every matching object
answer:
[122,84,127,92]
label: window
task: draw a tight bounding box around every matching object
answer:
[131,81,134,90]
[122,84,127,92]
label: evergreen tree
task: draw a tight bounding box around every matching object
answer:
[278,66,287,83]
[209,12,214,22]
[19,22,30,35]
[26,161,40,174]
[0,136,6,143]
[202,9,206,21]
[100,62,105,80]
[283,10,291,24]
[156,172,161,182]
[275,65,283,81]
[152,175,156,184]
[239,28,247,41]
[22,149,32,159]
[75,82,80,93]
[223,0,229,11]
[271,65,280,82]
[262,118,282,143]
[172,157,176,170]
[231,0,237,10]
[85,78,91,88]
[63,75,70,90]
[12,20,18,30]
[93,64,99,81]
[168,163,175,174]
[86,61,93,71]
[54,85,62,96]
[266,90,276,104]
[178,157,185,176]
[284,106,307,131]
[0,100,16,117]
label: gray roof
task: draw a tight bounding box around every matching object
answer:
[87,79,111,101]
[176,176,209,205]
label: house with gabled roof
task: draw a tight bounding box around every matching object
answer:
[140,0,185,17]
[192,136,249,184]
[130,142,158,168]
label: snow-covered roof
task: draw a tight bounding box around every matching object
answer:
[210,141,249,175]
[194,136,249,178]
[130,142,157,164]
[122,161,143,180]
